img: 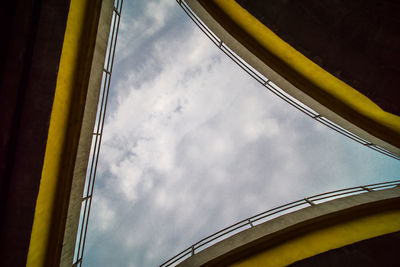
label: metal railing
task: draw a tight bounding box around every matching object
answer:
[176,0,400,161]
[160,180,400,266]
[72,0,123,266]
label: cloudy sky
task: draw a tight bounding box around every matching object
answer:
[83,1,400,266]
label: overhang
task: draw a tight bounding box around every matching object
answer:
[186,0,400,156]
[177,186,400,266]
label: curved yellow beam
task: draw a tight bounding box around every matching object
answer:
[26,0,103,265]
[232,209,400,266]
[200,0,400,149]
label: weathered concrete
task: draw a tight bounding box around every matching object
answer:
[185,0,400,156]
[59,0,114,266]
[0,0,116,265]
[178,187,400,266]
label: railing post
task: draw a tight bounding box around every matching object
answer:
[174,0,400,161]
[304,198,315,206]
[161,179,400,266]
[361,186,373,192]
[72,1,123,265]
[248,219,254,228]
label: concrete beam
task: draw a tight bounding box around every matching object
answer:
[60,0,114,266]
[185,0,400,156]
[178,187,400,266]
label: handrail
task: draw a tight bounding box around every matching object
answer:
[176,0,400,161]
[72,0,123,266]
[160,179,400,266]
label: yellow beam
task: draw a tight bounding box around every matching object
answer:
[200,0,400,149]
[26,0,103,265]
[232,209,400,266]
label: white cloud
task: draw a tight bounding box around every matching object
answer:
[91,194,115,231]
[84,1,400,266]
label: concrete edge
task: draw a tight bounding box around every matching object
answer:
[59,0,114,266]
[184,0,400,156]
[178,187,400,266]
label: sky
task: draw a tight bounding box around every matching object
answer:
[83,1,400,266]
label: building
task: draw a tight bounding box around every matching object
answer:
[0,0,118,266]
[164,182,400,266]
[183,0,400,157]
[1,0,399,266]
[160,0,400,266]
